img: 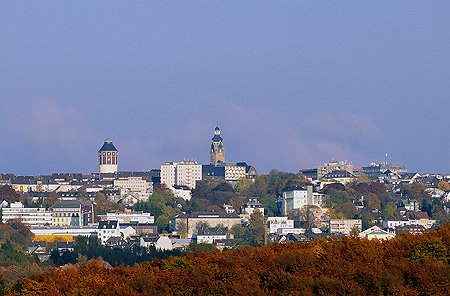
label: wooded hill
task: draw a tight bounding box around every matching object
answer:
[8,223,450,295]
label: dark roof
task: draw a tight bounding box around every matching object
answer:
[98,220,118,229]
[212,134,223,142]
[105,237,127,246]
[50,199,81,209]
[28,241,46,248]
[57,241,74,249]
[283,186,306,192]
[141,236,159,243]
[98,138,118,152]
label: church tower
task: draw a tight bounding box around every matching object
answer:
[99,138,118,173]
[210,127,225,165]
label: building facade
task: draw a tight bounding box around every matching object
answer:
[329,219,362,235]
[50,198,94,227]
[279,185,324,215]
[161,161,202,189]
[2,202,52,227]
[317,161,353,179]
[174,212,241,238]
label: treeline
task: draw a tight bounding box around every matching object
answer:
[50,235,183,267]
[10,223,450,295]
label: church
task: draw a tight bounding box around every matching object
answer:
[203,126,257,182]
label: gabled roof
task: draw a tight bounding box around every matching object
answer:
[105,236,127,246]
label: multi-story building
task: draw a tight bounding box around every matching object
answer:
[279,185,324,215]
[362,163,407,179]
[268,216,294,234]
[114,176,150,201]
[2,202,52,227]
[161,161,202,189]
[99,138,118,174]
[317,161,353,179]
[241,197,265,215]
[97,220,120,244]
[329,219,362,235]
[173,212,241,238]
[50,198,94,227]
[100,211,154,224]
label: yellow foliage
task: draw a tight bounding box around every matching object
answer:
[33,235,73,243]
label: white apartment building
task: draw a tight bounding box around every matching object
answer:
[329,219,362,235]
[383,219,436,230]
[101,211,154,224]
[279,185,324,215]
[114,177,150,201]
[161,161,202,189]
[2,202,52,227]
[268,216,295,234]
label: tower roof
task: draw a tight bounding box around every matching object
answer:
[99,138,118,152]
[212,127,223,142]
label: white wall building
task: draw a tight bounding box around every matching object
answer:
[101,212,154,224]
[279,185,324,215]
[268,216,294,234]
[161,161,202,189]
[114,177,150,201]
[329,219,362,235]
[97,220,120,244]
[2,202,52,227]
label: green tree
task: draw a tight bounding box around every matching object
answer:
[246,209,265,247]
[384,202,397,219]
[0,275,7,296]
[325,188,351,209]
[230,224,245,239]
[156,216,169,232]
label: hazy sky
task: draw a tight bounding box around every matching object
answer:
[1,2,449,175]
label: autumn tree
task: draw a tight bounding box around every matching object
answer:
[335,202,358,219]
[6,219,33,242]
[94,192,110,215]
[364,193,381,210]
[437,180,450,192]
[0,185,21,204]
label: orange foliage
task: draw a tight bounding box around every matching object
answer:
[11,224,450,295]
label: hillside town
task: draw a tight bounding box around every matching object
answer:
[1,126,449,262]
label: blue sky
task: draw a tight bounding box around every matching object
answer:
[1,2,449,175]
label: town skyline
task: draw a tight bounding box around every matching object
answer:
[1,2,450,175]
